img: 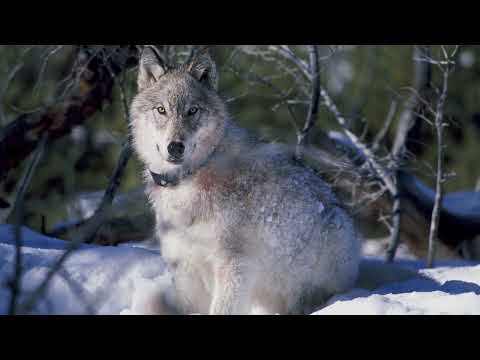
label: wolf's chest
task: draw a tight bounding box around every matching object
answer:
[151,179,217,229]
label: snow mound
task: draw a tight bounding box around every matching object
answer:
[1,224,479,315]
[0,225,171,315]
[315,259,480,315]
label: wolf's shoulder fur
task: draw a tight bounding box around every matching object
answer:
[131,47,361,314]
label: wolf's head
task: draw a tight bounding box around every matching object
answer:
[130,47,228,187]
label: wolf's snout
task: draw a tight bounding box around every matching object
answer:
[167,142,185,159]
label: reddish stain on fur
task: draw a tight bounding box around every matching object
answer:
[196,167,235,194]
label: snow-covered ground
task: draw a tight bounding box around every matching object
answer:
[1,224,479,315]
[0,225,172,315]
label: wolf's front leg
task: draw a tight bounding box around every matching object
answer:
[209,258,252,315]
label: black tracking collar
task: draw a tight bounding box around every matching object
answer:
[149,171,184,187]
[149,145,222,188]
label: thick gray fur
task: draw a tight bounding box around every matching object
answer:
[130,47,361,315]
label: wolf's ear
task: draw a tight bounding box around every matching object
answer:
[138,46,167,91]
[187,50,219,91]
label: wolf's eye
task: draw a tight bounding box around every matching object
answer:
[157,106,166,115]
[188,107,198,116]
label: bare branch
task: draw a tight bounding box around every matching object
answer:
[392,45,433,161]
[8,133,48,314]
[386,45,433,262]
[32,45,66,96]
[372,99,398,153]
[321,88,397,194]
[0,46,35,127]
[385,189,402,263]
[296,45,321,161]
[427,48,455,268]
[268,45,311,78]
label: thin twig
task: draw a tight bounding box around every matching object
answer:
[385,185,402,263]
[386,45,433,262]
[8,133,49,315]
[372,99,398,153]
[427,47,454,268]
[33,45,65,96]
[392,46,433,161]
[296,45,321,161]
[321,87,396,194]
[0,46,36,127]
[57,269,97,315]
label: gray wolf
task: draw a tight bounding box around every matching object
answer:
[130,47,361,315]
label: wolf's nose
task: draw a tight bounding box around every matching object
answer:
[168,142,185,158]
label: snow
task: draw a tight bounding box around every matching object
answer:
[0,225,171,315]
[1,224,480,315]
[65,187,147,224]
[363,238,417,260]
[398,170,480,220]
[315,259,480,315]
[459,50,476,69]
